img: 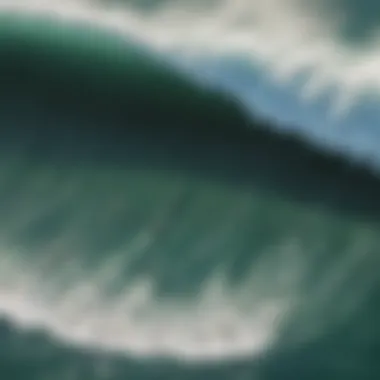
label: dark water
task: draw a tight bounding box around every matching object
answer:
[0,6,380,380]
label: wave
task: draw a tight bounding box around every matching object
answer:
[0,14,304,363]
[0,2,379,378]
[3,1,380,162]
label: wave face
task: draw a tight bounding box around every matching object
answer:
[0,1,380,379]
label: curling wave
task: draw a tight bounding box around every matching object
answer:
[0,1,379,379]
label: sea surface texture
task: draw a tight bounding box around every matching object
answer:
[0,1,379,379]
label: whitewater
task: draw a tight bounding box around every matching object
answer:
[0,1,379,378]
[1,0,380,159]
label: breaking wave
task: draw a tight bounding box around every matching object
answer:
[0,1,379,379]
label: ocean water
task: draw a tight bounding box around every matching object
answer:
[0,1,379,379]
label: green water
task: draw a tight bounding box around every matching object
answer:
[0,13,379,380]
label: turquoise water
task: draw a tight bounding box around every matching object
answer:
[0,2,380,379]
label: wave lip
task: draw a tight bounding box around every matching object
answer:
[2,0,380,169]
[0,0,379,109]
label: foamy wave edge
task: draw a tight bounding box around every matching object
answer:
[0,244,298,362]
[0,0,380,115]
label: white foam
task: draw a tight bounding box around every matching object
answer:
[0,0,379,115]
[0,0,376,361]
[0,246,295,362]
